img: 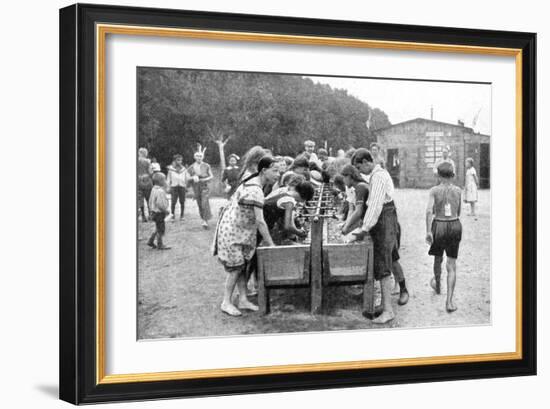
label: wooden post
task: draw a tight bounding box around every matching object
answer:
[310,216,323,314]
[215,139,227,170]
[362,239,375,317]
[257,252,269,314]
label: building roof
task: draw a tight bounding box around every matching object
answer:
[374,117,475,133]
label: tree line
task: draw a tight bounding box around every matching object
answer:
[138,68,391,166]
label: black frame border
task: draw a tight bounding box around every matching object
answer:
[59,3,536,404]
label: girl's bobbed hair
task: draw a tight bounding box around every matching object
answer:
[257,155,276,173]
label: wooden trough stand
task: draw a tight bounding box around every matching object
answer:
[256,215,375,316]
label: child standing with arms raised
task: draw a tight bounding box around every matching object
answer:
[426,162,462,312]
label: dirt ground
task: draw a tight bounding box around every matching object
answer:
[137,189,491,340]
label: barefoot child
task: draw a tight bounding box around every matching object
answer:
[213,156,278,316]
[464,157,479,217]
[147,172,171,250]
[425,162,462,312]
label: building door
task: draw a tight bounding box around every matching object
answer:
[386,148,400,188]
[480,143,490,188]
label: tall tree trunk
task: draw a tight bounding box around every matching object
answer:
[217,142,226,170]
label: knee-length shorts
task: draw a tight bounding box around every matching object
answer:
[428,219,462,259]
[370,202,400,280]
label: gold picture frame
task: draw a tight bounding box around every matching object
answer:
[60,3,536,404]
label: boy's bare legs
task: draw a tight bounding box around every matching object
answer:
[391,261,409,305]
[430,256,442,294]
[446,257,457,312]
[372,276,395,323]
[391,260,402,294]
[470,202,477,217]
[221,268,242,316]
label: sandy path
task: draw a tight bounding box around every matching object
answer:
[138,189,490,339]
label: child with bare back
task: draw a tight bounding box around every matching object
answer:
[426,162,462,312]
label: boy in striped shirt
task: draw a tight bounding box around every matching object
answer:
[352,148,407,323]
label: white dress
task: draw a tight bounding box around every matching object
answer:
[464,167,478,202]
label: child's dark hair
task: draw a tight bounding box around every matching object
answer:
[341,164,364,183]
[295,181,315,202]
[291,156,309,170]
[351,148,373,165]
[152,172,166,185]
[239,156,276,185]
[173,154,183,161]
[286,174,306,188]
[437,162,455,178]
[257,155,276,173]
[333,174,345,191]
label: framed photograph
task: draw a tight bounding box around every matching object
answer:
[59,3,536,404]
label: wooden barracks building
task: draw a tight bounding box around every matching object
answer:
[373,118,490,189]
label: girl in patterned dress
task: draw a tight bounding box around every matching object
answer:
[464,157,479,217]
[213,156,279,317]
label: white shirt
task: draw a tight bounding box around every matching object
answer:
[167,165,187,187]
[345,186,356,205]
[362,165,395,232]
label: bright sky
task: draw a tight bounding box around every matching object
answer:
[306,75,491,135]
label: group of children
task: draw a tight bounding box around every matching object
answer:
[138,147,214,251]
[139,139,480,317]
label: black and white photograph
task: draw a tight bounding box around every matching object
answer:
[136,67,491,339]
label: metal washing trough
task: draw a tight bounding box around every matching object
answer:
[257,183,375,316]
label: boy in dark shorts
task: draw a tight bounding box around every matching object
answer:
[425,162,462,312]
[147,172,171,250]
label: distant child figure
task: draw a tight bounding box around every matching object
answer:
[280,156,309,187]
[150,157,161,173]
[187,147,213,229]
[433,146,456,177]
[166,154,187,221]
[137,148,153,222]
[221,154,241,199]
[464,157,479,217]
[147,172,171,250]
[426,162,462,312]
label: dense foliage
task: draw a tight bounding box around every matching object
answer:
[138,68,391,166]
